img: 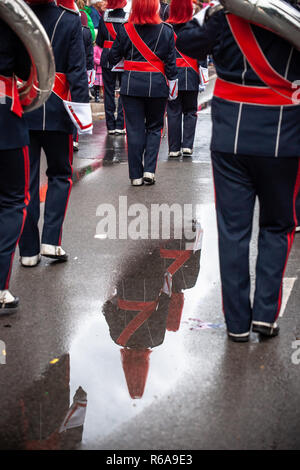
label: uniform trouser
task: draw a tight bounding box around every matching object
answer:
[19,131,73,257]
[167,90,198,152]
[297,192,300,226]
[211,151,300,335]
[121,95,167,179]
[0,147,30,289]
[102,68,124,131]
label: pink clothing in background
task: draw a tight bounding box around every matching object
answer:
[94,44,103,86]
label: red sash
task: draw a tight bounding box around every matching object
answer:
[160,249,192,276]
[52,72,70,101]
[0,75,23,118]
[104,22,117,49]
[124,22,167,80]
[174,33,199,76]
[214,14,300,106]
[116,299,158,346]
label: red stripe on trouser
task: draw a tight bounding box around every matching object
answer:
[5,147,30,289]
[116,299,158,346]
[58,135,73,246]
[275,158,300,320]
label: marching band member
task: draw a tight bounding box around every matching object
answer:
[160,0,170,21]
[177,1,300,341]
[0,19,31,310]
[167,0,200,158]
[95,0,127,135]
[19,0,92,267]
[109,0,178,186]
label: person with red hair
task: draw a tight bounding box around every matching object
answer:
[166,0,200,158]
[109,0,178,186]
[95,0,128,135]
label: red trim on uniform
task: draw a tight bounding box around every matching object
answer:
[275,158,300,320]
[160,249,191,276]
[219,14,300,106]
[214,78,294,106]
[124,60,163,73]
[58,135,73,246]
[124,23,167,80]
[105,22,117,40]
[52,73,70,101]
[5,147,30,289]
[103,40,114,49]
[0,75,23,117]
[116,299,158,346]
[66,105,93,131]
[174,33,199,76]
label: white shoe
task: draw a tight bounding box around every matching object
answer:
[73,141,79,152]
[143,172,156,185]
[115,129,126,135]
[182,148,193,156]
[108,129,116,135]
[20,254,41,267]
[41,244,68,262]
[131,178,144,186]
[168,151,182,158]
[296,226,300,233]
[0,290,19,310]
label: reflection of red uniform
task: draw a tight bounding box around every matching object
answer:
[103,237,201,398]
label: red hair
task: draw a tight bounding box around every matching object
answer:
[168,0,193,24]
[129,0,161,25]
[106,0,127,8]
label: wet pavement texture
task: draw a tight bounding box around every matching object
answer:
[1,104,300,450]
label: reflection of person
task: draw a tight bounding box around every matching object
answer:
[0,19,31,310]
[167,0,200,158]
[160,0,170,21]
[177,3,300,341]
[109,0,178,186]
[103,233,201,398]
[18,355,87,450]
[19,0,92,266]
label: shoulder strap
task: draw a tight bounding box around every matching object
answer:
[174,32,199,75]
[124,22,166,76]
[227,14,294,101]
[105,22,117,40]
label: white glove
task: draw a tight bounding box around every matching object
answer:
[168,79,178,101]
[87,69,96,88]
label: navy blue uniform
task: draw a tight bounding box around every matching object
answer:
[160,2,170,21]
[167,22,200,154]
[109,22,178,180]
[0,20,31,290]
[19,1,89,258]
[96,9,127,132]
[177,9,300,337]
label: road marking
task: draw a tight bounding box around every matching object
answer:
[279,277,297,317]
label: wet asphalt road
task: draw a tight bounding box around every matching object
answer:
[1,104,300,451]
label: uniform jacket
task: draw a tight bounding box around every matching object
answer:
[109,22,178,98]
[25,2,89,134]
[160,2,170,21]
[176,9,300,157]
[171,23,200,92]
[0,20,31,150]
[96,8,128,70]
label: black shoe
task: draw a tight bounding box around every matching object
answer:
[227,332,250,343]
[0,290,19,312]
[252,322,280,338]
